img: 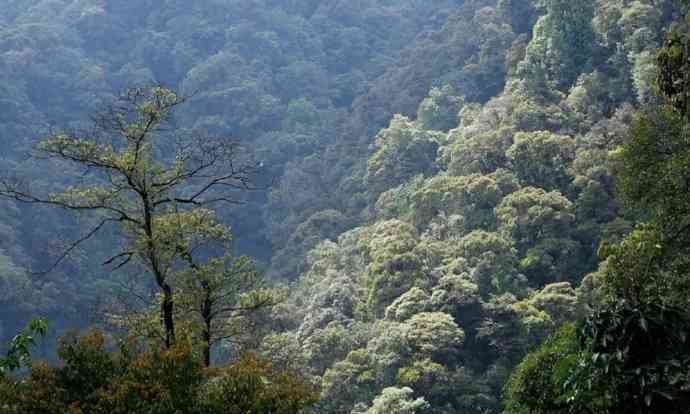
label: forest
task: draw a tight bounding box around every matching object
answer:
[0,0,689,413]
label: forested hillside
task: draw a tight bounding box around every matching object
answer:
[1,0,689,413]
[0,0,463,339]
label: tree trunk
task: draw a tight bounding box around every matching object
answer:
[203,321,211,367]
[202,285,212,367]
[143,195,176,348]
[162,283,175,348]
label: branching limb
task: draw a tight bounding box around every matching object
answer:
[0,179,141,225]
[36,217,117,275]
[103,251,135,271]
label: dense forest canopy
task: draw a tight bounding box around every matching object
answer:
[0,0,689,413]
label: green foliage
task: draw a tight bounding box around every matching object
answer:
[202,354,319,414]
[615,108,690,248]
[0,318,48,377]
[366,115,441,195]
[446,128,514,176]
[507,12,690,413]
[271,209,351,280]
[363,220,427,317]
[0,0,469,346]
[631,51,658,104]
[409,174,504,230]
[523,282,579,326]
[282,98,321,133]
[566,71,613,128]
[0,0,684,413]
[0,331,317,414]
[580,301,690,412]
[598,225,690,308]
[513,282,579,346]
[504,324,582,414]
[496,187,579,285]
[176,254,280,366]
[507,131,575,191]
[301,320,368,375]
[417,85,465,132]
[365,386,429,414]
[385,288,431,322]
[508,303,690,414]
[404,312,464,360]
[518,0,595,89]
[456,230,525,297]
[656,22,690,113]
[321,349,377,413]
[55,331,119,406]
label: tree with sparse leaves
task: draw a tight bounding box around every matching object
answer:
[0,86,258,348]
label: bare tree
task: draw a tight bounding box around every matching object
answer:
[0,86,259,347]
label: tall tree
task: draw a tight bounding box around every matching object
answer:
[0,86,258,347]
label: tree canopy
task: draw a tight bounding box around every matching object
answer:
[0,0,688,412]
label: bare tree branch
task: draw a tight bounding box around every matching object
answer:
[35,217,117,276]
[103,251,135,271]
[0,179,141,225]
